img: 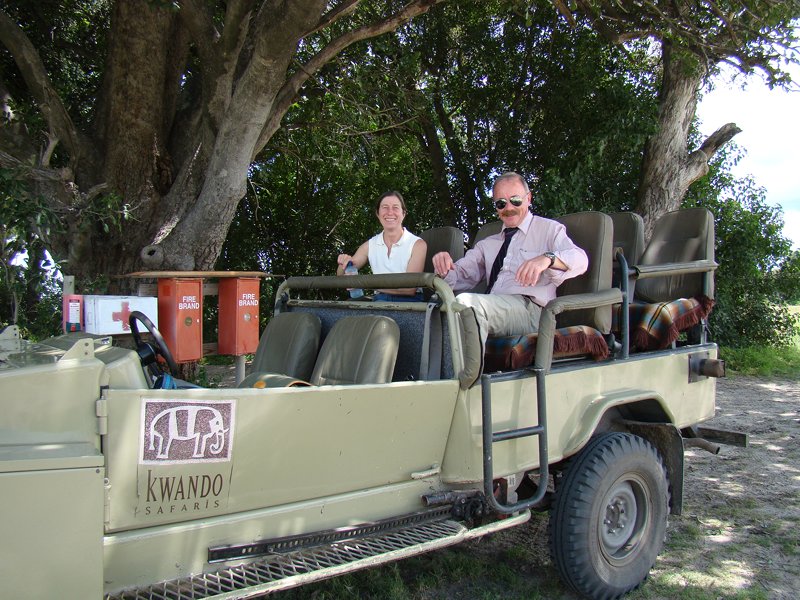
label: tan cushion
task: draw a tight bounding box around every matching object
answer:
[419,226,466,273]
[457,307,482,389]
[311,315,400,386]
[250,312,321,381]
[555,211,613,332]
[636,208,715,303]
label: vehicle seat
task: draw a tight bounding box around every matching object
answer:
[484,211,614,371]
[610,211,645,269]
[241,315,400,388]
[238,312,321,388]
[472,221,502,246]
[624,207,716,350]
[554,211,614,332]
[418,226,466,273]
[310,315,400,385]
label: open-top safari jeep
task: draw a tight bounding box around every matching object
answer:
[0,209,735,600]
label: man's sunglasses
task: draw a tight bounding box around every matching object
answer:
[493,196,525,210]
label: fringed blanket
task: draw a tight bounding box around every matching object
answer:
[485,325,609,372]
[619,295,714,350]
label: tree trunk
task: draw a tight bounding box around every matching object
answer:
[0,0,444,290]
[417,114,457,227]
[635,41,740,240]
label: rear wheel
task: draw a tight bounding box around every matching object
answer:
[549,432,669,600]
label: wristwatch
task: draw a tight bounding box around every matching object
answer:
[543,252,556,268]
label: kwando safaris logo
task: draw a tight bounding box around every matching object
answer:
[140,399,236,464]
[136,398,237,519]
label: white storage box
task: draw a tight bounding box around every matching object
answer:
[83,295,158,335]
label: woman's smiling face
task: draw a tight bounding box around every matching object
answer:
[377,195,406,230]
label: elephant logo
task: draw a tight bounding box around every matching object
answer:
[141,400,235,464]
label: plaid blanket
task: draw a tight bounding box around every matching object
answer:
[615,295,714,350]
[485,325,609,371]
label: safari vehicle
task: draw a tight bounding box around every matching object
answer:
[1,209,734,600]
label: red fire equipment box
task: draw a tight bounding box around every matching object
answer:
[218,277,260,355]
[157,278,203,363]
[62,294,84,333]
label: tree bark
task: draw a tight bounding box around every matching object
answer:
[0,0,444,286]
[635,41,740,239]
[417,114,457,227]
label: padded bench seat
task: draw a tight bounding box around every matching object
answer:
[615,295,714,351]
[288,304,456,382]
[485,325,609,372]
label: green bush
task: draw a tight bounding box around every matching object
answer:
[687,154,800,348]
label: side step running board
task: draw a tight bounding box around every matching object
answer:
[105,512,529,600]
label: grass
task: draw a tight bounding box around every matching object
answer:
[719,305,800,378]
[719,344,800,379]
[274,549,566,599]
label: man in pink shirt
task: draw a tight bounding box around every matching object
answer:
[432,172,588,343]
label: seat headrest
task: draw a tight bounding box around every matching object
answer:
[419,226,466,273]
[610,211,645,265]
[472,221,502,246]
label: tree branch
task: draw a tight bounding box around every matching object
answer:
[564,0,800,86]
[176,0,220,68]
[698,122,741,158]
[683,122,741,189]
[253,0,444,157]
[220,0,255,57]
[0,9,87,167]
[308,0,362,37]
[0,148,77,207]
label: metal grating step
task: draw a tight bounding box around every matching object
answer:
[106,518,467,600]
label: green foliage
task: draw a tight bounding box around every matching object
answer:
[0,0,110,135]
[686,150,800,347]
[0,168,62,337]
[0,162,128,336]
[572,0,800,88]
[218,2,662,284]
[719,345,800,379]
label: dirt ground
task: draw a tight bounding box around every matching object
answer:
[450,374,800,599]
[210,366,799,598]
[656,375,800,598]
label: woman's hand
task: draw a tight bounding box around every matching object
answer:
[337,254,354,270]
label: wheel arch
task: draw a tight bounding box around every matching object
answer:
[566,398,685,515]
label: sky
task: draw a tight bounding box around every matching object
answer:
[695,64,800,250]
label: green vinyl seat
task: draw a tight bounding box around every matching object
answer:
[241,315,399,388]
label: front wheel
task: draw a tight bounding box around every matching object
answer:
[549,432,669,600]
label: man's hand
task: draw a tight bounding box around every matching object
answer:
[432,251,455,277]
[514,255,552,286]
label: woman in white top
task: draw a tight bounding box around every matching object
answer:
[336,191,427,301]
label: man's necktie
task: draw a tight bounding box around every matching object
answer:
[486,227,518,293]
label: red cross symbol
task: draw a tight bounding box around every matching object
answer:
[112,301,133,331]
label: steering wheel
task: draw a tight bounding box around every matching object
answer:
[129,310,179,376]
